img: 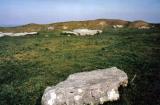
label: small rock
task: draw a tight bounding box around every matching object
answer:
[48,26,54,30]
[113,25,124,28]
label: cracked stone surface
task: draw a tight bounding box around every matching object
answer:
[41,67,128,105]
[61,29,102,36]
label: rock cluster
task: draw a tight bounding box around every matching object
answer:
[0,32,38,37]
[62,29,102,36]
[48,27,54,30]
[113,25,124,28]
[138,26,150,29]
[42,67,128,105]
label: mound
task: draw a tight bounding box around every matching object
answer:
[128,20,150,29]
[0,19,157,32]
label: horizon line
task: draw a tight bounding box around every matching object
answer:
[1,18,160,28]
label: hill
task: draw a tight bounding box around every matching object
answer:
[0,19,159,32]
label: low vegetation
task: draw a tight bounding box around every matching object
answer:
[0,28,160,105]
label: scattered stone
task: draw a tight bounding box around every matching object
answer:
[62,26,68,30]
[61,31,79,36]
[48,26,54,30]
[61,29,102,36]
[138,26,150,29]
[42,67,128,105]
[99,21,107,26]
[0,32,5,37]
[73,29,102,36]
[113,25,124,28]
[0,32,38,37]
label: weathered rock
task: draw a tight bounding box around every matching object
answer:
[42,67,128,105]
[61,29,102,36]
[62,26,68,30]
[138,26,150,29]
[48,26,54,30]
[73,29,102,36]
[0,32,38,37]
[113,25,124,28]
[61,31,79,36]
[0,32,5,37]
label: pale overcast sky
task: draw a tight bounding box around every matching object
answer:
[0,0,160,26]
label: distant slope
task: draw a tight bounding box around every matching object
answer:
[128,20,151,28]
[0,19,159,32]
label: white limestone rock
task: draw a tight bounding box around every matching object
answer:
[61,29,102,36]
[61,31,79,36]
[73,29,102,36]
[0,32,5,37]
[48,26,54,30]
[138,26,150,29]
[113,25,124,28]
[42,67,128,105]
[0,32,38,37]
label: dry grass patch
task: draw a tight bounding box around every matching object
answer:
[14,51,40,60]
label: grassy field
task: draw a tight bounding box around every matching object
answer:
[0,28,160,105]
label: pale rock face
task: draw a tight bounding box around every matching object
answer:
[99,21,106,26]
[41,67,128,105]
[62,26,68,30]
[0,32,38,37]
[2,33,13,36]
[113,25,124,28]
[61,29,102,36]
[107,89,119,101]
[47,90,57,105]
[41,88,57,105]
[74,95,82,101]
[73,29,102,36]
[77,89,83,93]
[0,32,5,37]
[48,26,54,30]
[61,31,79,36]
[138,26,150,29]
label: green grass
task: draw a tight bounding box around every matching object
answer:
[0,28,160,105]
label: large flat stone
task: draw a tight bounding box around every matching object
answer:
[0,32,38,37]
[42,67,128,105]
[61,29,102,36]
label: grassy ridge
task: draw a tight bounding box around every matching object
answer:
[0,19,154,32]
[0,28,160,105]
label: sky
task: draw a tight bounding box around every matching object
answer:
[0,0,160,26]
